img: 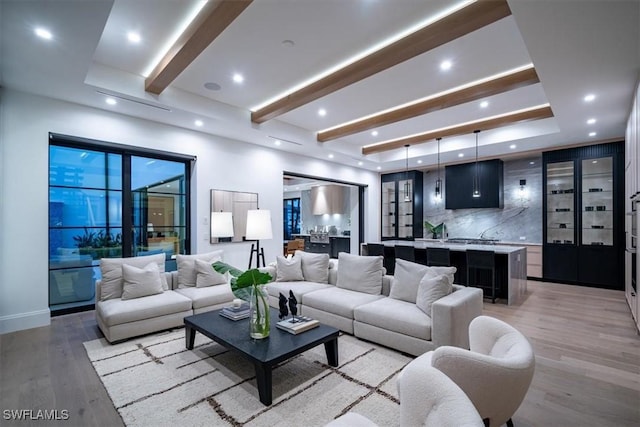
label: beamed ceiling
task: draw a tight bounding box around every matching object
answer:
[1,0,638,172]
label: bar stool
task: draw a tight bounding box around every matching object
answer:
[466,250,497,303]
[427,247,451,266]
[394,245,415,262]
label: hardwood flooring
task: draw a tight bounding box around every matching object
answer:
[0,280,638,426]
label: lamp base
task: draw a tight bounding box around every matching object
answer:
[248,241,266,269]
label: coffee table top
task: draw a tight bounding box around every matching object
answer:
[184,308,339,365]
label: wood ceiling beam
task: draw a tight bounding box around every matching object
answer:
[251,0,512,124]
[362,106,554,155]
[318,67,539,142]
[145,0,253,95]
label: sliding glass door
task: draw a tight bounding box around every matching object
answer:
[49,138,191,314]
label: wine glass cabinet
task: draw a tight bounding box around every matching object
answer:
[381,171,423,240]
[543,142,624,289]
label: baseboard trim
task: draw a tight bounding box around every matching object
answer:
[0,309,50,334]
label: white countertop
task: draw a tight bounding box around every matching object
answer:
[369,240,526,254]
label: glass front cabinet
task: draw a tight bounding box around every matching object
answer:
[381,171,423,240]
[543,143,624,289]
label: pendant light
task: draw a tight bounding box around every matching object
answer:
[472,130,481,198]
[435,137,442,201]
[403,144,411,202]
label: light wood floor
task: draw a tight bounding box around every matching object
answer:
[0,281,638,426]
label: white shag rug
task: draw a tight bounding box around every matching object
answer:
[83,329,412,426]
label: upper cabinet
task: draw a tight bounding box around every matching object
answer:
[543,142,624,289]
[381,171,423,240]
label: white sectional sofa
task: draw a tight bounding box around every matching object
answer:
[265,251,483,356]
[95,251,234,343]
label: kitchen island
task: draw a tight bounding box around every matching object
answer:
[362,240,527,305]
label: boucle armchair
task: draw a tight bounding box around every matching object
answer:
[401,315,535,427]
[326,366,483,427]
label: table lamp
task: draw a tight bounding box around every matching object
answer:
[211,211,234,242]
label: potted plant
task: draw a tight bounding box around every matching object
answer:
[213,261,273,339]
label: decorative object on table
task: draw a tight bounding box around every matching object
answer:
[245,209,273,269]
[288,290,298,319]
[213,261,272,339]
[278,293,289,319]
[276,316,319,335]
[424,220,446,239]
[219,298,250,320]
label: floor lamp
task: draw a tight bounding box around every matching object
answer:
[246,209,272,269]
[210,211,234,243]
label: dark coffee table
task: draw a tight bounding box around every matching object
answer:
[184,308,339,405]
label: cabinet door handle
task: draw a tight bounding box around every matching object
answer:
[632,291,637,297]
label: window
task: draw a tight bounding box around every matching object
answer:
[283,198,301,240]
[48,134,192,314]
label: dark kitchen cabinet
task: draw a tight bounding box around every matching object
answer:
[381,171,423,240]
[543,142,624,289]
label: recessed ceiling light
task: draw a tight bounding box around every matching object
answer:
[510,144,516,149]
[358,161,363,166]
[458,153,464,158]
[529,161,535,165]
[480,101,489,108]
[440,60,453,71]
[328,153,334,159]
[371,130,378,137]
[584,94,596,102]
[232,73,244,84]
[127,32,141,43]
[194,120,203,127]
[34,27,52,40]
[587,118,597,125]
[204,82,221,91]
[274,140,282,146]
[105,97,117,105]
[318,108,327,117]
[589,131,597,137]
[417,159,423,164]
[376,166,382,170]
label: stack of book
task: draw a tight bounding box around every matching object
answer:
[219,302,250,320]
[276,316,319,335]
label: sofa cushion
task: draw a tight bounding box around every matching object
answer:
[194,259,227,288]
[275,255,304,282]
[96,291,192,327]
[121,263,164,300]
[416,274,453,315]
[295,250,330,283]
[336,253,384,295]
[266,281,333,302]
[177,250,223,288]
[354,297,432,340]
[174,285,234,310]
[389,259,456,303]
[100,253,167,301]
[302,287,383,319]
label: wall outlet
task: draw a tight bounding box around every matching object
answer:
[203,233,209,242]
[203,217,208,225]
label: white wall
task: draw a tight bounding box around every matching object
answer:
[0,89,381,334]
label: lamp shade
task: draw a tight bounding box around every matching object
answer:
[245,209,273,240]
[211,211,234,238]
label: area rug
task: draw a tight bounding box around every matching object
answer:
[83,329,413,426]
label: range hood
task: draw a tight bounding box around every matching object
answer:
[311,185,345,215]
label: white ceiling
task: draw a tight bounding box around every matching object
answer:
[1,0,638,173]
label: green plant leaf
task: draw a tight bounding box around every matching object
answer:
[236,269,272,288]
[212,261,244,278]
[212,261,272,301]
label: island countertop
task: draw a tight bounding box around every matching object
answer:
[371,240,526,254]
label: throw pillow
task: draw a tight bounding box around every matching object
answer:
[100,253,167,301]
[416,274,453,316]
[176,250,223,288]
[389,258,429,303]
[336,252,384,295]
[121,263,163,300]
[194,259,227,288]
[295,250,330,283]
[423,265,457,285]
[275,255,304,282]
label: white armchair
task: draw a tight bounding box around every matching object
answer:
[326,366,484,427]
[401,315,535,427]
